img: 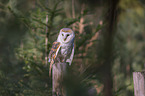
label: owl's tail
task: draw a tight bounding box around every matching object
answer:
[49,60,54,77]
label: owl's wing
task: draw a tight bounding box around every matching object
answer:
[48,41,61,62]
[66,43,74,66]
[48,41,61,77]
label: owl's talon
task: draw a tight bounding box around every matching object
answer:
[62,59,65,63]
[57,58,61,63]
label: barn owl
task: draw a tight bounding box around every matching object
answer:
[48,28,75,76]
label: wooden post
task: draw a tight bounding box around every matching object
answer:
[133,71,145,96]
[52,62,67,96]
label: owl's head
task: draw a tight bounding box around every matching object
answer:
[57,28,75,44]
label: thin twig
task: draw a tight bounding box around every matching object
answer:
[45,15,48,66]
[72,0,75,30]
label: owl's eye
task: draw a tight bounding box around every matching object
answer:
[62,34,64,36]
[67,34,70,37]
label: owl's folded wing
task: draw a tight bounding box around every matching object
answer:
[48,41,61,77]
[48,41,61,62]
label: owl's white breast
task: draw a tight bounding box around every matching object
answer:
[60,43,72,56]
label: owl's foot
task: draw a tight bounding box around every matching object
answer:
[62,59,65,63]
[57,58,61,63]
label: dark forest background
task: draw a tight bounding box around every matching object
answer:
[0,0,145,96]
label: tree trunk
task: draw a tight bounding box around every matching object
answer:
[102,0,120,96]
[103,65,113,96]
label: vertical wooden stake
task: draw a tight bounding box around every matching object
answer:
[52,62,67,96]
[133,71,145,96]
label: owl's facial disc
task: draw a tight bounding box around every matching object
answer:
[58,28,75,43]
[61,33,71,41]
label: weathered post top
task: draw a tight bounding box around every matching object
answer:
[133,71,145,96]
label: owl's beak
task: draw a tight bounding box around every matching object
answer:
[64,37,67,41]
